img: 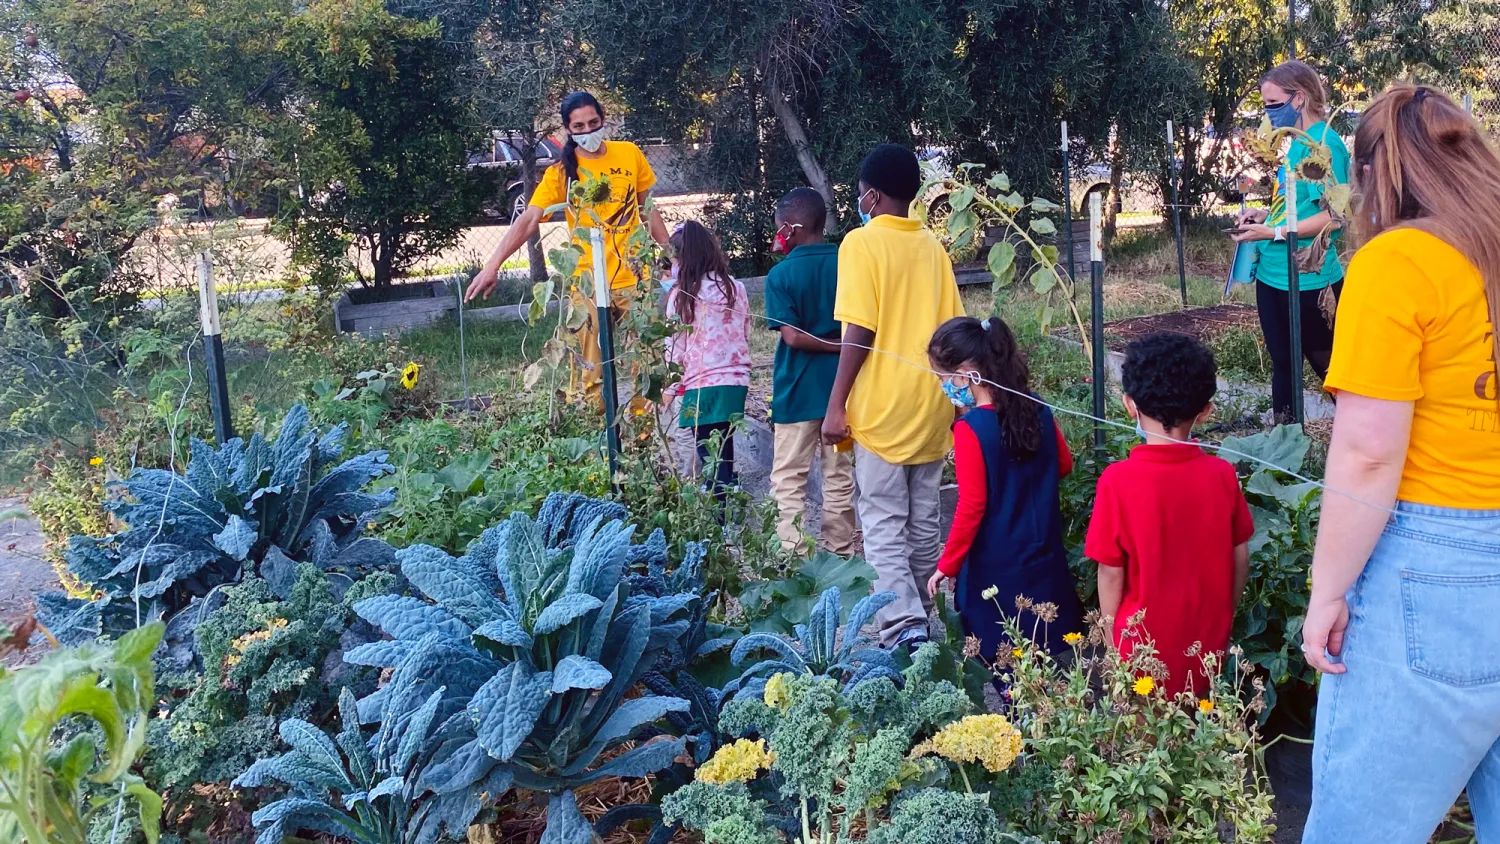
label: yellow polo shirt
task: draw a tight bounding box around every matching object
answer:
[1326,228,1500,508]
[530,140,656,290]
[834,215,964,465]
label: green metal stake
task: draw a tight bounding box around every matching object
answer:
[590,228,622,490]
[196,253,235,444]
[1285,166,1304,424]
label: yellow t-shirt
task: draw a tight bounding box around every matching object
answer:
[1326,227,1500,508]
[529,140,656,290]
[834,215,965,465]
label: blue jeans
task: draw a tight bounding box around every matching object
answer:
[1304,503,1500,843]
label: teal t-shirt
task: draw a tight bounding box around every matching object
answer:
[764,242,841,424]
[1255,121,1350,291]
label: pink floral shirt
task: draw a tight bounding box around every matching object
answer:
[666,276,752,394]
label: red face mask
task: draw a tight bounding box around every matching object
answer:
[769,222,802,255]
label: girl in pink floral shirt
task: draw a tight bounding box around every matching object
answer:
[666,221,751,496]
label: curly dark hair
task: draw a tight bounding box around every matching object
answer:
[1121,332,1218,430]
[928,315,1041,458]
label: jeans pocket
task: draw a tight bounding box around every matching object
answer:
[1401,569,1500,687]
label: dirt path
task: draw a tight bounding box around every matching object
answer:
[0,497,56,626]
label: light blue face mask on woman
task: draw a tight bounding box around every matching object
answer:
[1266,97,1302,129]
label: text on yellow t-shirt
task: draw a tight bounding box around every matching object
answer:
[834,215,965,465]
[1325,227,1500,508]
[529,140,656,290]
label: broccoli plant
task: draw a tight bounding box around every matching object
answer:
[723,586,901,702]
[331,502,702,844]
[36,405,397,647]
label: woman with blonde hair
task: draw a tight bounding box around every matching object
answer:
[1300,84,1500,842]
[1233,60,1350,422]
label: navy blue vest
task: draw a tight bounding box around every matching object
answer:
[953,403,1084,657]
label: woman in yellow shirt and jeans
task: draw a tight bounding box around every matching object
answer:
[1300,85,1500,843]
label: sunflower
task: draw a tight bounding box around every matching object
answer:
[400,362,420,390]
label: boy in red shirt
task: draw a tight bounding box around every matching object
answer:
[1085,332,1253,697]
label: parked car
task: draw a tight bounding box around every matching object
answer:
[468,133,564,223]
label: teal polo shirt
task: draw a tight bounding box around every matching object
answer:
[764,242,841,424]
[1255,121,1350,291]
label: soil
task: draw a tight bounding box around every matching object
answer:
[0,497,56,666]
[1097,302,1260,350]
[346,281,438,306]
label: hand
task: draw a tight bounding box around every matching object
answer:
[1232,223,1275,243]
[927,570,949,598]
[1237,208,1269,226]
[1301,593,1350,675]
[821,407,849,447]
[465,266,497,303]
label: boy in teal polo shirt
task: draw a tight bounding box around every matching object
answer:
[764,188,856,555]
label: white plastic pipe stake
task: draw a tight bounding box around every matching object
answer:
[1166,119,1174,146]
[1060,120,1069,152]
[589,227,609,308]
[1285,168,1298,236]
[196,252,221,337]
[1088,192,1103,263]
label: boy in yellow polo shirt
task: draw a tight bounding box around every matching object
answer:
[822,142,964,650]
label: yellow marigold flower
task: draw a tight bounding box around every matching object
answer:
[696,738,775,785]
[763,673,791,710]
[911,714,1024,774]
[980,585,999,601]
[400,362,420,390]
[1133,676,1155,696]
[88,456,103,466]
[1063,632,1083,645]
[1198,699,1214,714]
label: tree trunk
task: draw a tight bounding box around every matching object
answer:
[372,225,395,290]
[1106,131,1124,241]
[517,131,546,284]
[764,75,838,235]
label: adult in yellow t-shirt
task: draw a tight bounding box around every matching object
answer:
[1298,85,1500,844]
[823,142,964,650]
[466,92,670,395]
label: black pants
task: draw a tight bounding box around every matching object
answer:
[693,422,737,501]
[1255,280,1341,422]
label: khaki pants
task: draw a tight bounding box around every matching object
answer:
[573,285,636,400]
[854,443,943,647]
[770,420,857,556]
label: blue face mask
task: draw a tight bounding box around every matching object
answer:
[942,379,976,409]
[857,188,876,226]
[1266,97,1302,129]
[1134,420,1148,441]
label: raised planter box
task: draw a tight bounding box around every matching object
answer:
[333,276,462,335]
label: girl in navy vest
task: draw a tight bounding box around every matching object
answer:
[925,316,1083,660]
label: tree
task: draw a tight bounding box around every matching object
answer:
[466,0,594,282]
[0,0,293,317]
[276,0,492,291]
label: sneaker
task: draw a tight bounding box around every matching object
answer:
[893,626,930,655]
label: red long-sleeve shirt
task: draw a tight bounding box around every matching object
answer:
[937,410,1073,577]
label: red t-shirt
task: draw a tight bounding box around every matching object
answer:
[1084,444,1253,696]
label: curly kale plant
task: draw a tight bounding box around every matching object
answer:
[37,405,397,646]
[724,586,900,701]
[325,501,701,844]
[666,646,1017,844]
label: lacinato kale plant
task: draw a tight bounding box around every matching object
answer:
[37,405,397,647]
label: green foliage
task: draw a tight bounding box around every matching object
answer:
[0,623,164,844]
[280,496,705,843]
[275,0,493,289]
[1221,425,1321,714]
[670,647,1022,844]
[146,564,394,797]
[739,552,878,635]
[35,405,397,647]
[725,587,901,701]
[1001,609,1275,843]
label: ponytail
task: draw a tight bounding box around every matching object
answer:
[558,91,604,183]
[928,316,1041,458]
